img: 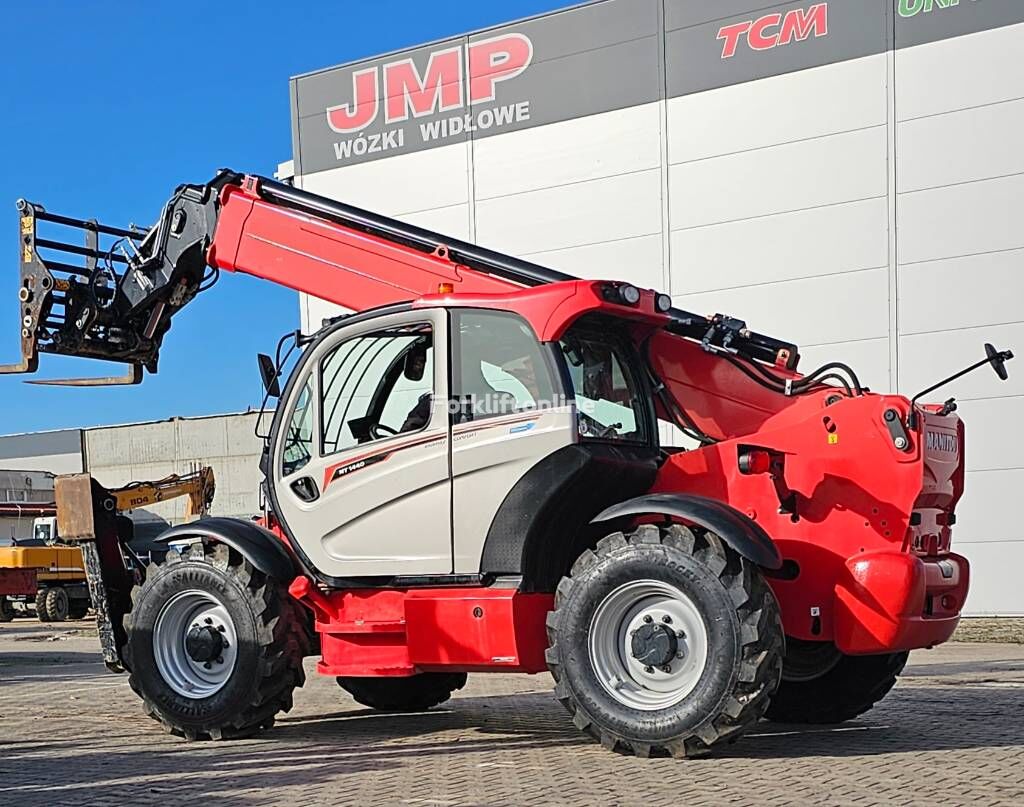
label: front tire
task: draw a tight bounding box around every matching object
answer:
[547,523,783,758]
[123,542,309,740]
[765,639,908,724]
[337,672,467,711]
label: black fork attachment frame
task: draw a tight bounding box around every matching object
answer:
[0,171,236,385]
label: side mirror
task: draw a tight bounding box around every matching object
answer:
[257,353,281,398]
[985,343,1013,381]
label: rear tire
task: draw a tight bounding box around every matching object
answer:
[0,597,14,622]
[547,523,783,758]
[123,542,310,740]
[45,587,70,622]
[765,639,908,724]
[337,672,467,711]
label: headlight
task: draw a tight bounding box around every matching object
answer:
[619,284,641,305]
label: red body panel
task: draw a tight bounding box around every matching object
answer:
[649,329,803,441]
[652,392,967,653]
[0,567,37,597]
[289,577,551,676]
[211,182,517,309]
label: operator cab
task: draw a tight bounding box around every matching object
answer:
[33,516,57,545]
[264,304,659,585]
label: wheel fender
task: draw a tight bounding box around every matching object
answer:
[591,493,783,570]
[154,517,297,581]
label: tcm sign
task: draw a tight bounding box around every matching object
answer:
[717,3,828,59]
[327,34,534,134]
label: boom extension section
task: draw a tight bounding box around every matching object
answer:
[1,170,800,385]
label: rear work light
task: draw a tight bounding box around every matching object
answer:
[655,293,672,313]
[738,449,772,475]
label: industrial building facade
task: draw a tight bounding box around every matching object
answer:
[289,0,1024,615]
[0,413,263,542]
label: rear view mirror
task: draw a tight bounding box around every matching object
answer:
[257,353,281,398]
[985,343,1013,381]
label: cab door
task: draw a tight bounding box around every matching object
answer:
[271,309,452,579]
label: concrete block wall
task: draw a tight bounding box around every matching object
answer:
[82,413,264,525]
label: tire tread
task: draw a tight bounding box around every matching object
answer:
[123,543,308,741]
[546,523,783,758]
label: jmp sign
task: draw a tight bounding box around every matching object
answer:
[326,34,533,133]
[310,34,535,167]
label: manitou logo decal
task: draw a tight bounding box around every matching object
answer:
[925,431,958,454]
[324,33,533,161]
[717,3,829,59]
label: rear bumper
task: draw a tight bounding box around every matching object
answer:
[833,550,969,655]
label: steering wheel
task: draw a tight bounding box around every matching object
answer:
[578,413,620,439]
[370,423,398,439]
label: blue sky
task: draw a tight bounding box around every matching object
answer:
[0,0,569,433]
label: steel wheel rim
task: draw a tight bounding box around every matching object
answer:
[153,589,238,698]
[588,579,709,711]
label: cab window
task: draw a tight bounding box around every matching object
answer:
[319,324,434,455]
[452,311,554,422]
[560,332,647,443]
[282,379,313,476]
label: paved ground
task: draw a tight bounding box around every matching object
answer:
[1,620,1022,807]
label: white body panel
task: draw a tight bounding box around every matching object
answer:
[451,407,576,573]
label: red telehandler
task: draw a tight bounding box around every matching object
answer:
[2,170,1013,756]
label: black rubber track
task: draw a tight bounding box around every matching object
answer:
[337,673,468,711]
[123,542,311,740]
[765,648,909,724]
[546,523,784,758]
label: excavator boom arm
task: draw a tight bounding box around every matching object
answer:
[109,467,215,518]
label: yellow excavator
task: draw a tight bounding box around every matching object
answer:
[0,467,215,622]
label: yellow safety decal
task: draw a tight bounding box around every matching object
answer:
[828,433,839,445]
[23,245,32,263]
[20,216,32,234]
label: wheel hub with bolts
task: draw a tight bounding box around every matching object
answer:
[629,618,680,670]
[589,579,710,711]
[153,590,238,698]
[185,624,225,664]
